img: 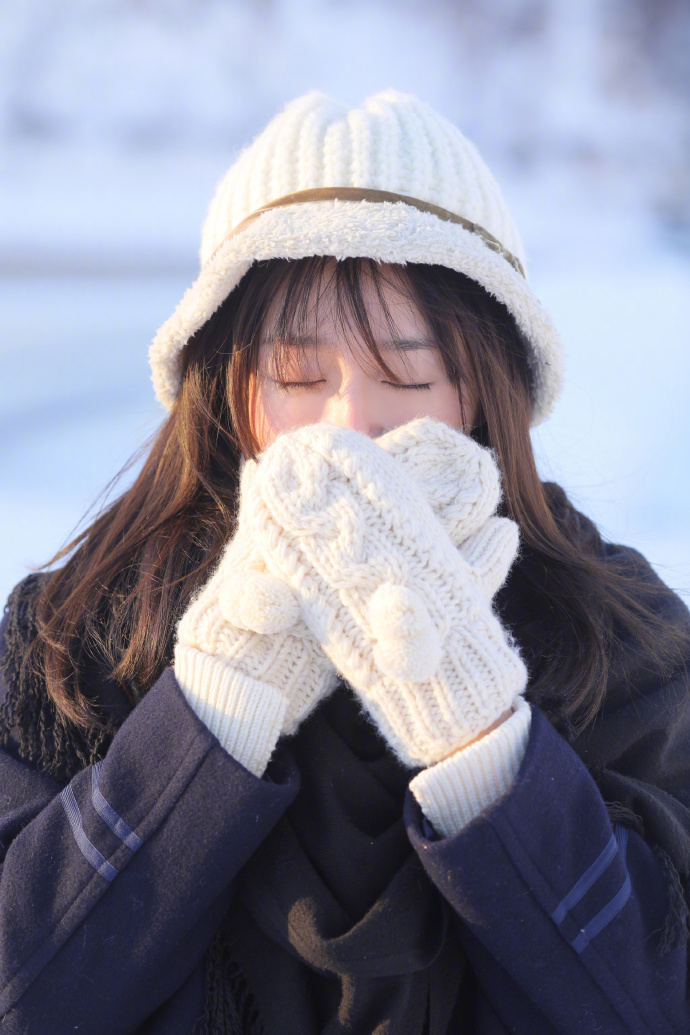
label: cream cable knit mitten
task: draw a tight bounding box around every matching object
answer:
[380,421,532,834]
[174,459,338,777]
[376,418,518,601]
[248,421,528,769]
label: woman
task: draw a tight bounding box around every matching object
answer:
[1,91,689,1034]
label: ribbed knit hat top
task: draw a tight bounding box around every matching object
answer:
[150,90,563,424]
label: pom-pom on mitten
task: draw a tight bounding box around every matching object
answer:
[175,458,338,777]
[248,421,527,769]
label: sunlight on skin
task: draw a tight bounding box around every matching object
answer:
[250,261,477,448]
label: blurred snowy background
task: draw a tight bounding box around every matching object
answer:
[2,0,689,604]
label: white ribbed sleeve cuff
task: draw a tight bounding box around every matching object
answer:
[174,645,287,778]
[409,697,532,838]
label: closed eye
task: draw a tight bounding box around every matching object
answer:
[270,379,432,392]
[271,379,326,392]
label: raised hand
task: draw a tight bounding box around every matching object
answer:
[246,420,527,769]
[174,457,338,775]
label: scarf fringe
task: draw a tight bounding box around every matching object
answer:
[201,929,265,1035]
[0,574,108,781]
[652,845,690,955]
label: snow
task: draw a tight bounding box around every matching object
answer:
[1,0,689,607]
[531,257,690,601]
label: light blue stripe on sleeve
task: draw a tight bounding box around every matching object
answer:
[91,761,143,852]
[570,874,632,954]
[551,831,618,926]
[60,785,118,882]
[556,824,631,954]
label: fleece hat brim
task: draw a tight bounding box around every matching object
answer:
[149,196,562,426]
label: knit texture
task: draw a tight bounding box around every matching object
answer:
[199,91,525,267]
[410,697,532,837]
[174,647,287,779]
[376,418,519,600]
[249,421,527,767]
[175,458,337,775]
[149,90,563,424]
[176,417,516,774]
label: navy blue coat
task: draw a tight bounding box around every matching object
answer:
[0,611,687,1034]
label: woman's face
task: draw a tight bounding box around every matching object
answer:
[251,263,477,450]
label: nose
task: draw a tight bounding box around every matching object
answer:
[322,382,385,438]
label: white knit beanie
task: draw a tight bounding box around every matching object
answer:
[150,90,563,425]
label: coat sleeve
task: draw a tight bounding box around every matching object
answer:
[0,634,299,1032]
[405,704,688,1035]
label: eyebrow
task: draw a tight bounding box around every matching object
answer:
[259,335,437,351]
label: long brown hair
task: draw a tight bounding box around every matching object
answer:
[20,257,690,740]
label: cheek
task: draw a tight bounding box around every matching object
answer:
[386,382,468,431]
[430,381,472,429]
[384,353,474,431]
[251,383,325,450]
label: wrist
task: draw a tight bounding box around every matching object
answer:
[174,645,287,778]
[441,706,515,759]
[410,698,532,837]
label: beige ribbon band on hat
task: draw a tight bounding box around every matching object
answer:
[223,186,526,278]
